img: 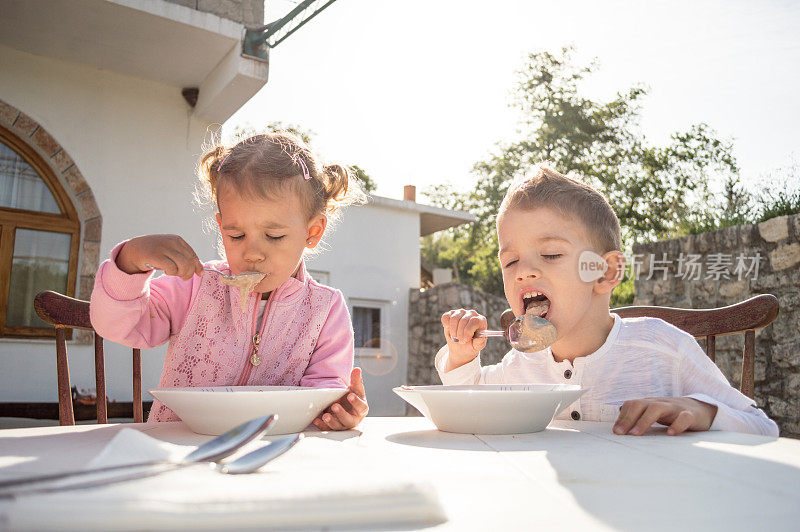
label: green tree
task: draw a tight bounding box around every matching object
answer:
[423,47,740,301]
[350,164,377,194]
[677,174,754,235]
[752,157,800,222]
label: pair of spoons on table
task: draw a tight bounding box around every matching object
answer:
[0,415,298,497]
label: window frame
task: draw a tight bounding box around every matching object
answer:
[349,298,392,360]
[307,269,330,285]
[0,125,80,339]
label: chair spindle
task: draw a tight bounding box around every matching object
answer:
[741,330,755,399]
[56,326,75,426]
[706,335,716,362]
[94,333,107,424]
[133,348,143,423]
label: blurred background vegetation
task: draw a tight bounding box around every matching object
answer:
[232,58,798,308]
[420,47,799,305]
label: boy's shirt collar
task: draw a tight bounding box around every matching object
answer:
[539,313,622,366]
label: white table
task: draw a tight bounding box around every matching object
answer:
[1,417,799,530]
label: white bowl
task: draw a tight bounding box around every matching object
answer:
[393,384,587,434]
[149,386,348,435]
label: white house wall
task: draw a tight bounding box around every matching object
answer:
[0,44,218,403]
[0,47,420,415]
[305,202,420,416]
[0,45,422,416]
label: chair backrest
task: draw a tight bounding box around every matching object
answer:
[499,294,779,398]
[611,294,778,398]
[33,290,143,425]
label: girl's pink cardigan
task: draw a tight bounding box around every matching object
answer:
[90,242,354,422]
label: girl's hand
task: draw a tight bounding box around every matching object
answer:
[613,397,718,436]
[313,367,369,431]
[116,234,204,281]
[441,309,488,371]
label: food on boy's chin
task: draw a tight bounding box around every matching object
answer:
[221,273,266,312]
[510,312,557,353]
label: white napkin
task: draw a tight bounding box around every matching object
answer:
[1,429,446,531]
[88,428,188,467]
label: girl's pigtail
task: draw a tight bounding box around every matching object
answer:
[322,164,349,212]
[194,144,232,260]
[320,164,367,215]
[196,145,230,205]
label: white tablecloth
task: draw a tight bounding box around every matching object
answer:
[1,417,799,530]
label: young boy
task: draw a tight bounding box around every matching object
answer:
[436,164,778,437]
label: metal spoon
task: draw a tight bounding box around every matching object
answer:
[1,433,303,497]
[469,313,558,353]
[144,263,267,282]
[0,414,277,491]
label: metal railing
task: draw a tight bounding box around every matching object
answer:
[243,0,339,60]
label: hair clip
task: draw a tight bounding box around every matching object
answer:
[218,151,231,170]
[297,158,311,180]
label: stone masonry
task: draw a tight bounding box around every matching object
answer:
[632,214,800,436]
[408,282,510,387]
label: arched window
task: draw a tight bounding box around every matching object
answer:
[0,125,80,338]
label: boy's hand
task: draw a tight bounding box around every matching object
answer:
[441,309,488,371]
[613,397,718,436]
[117,234,204,280]
[312,367,369,431]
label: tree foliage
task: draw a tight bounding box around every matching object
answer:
[350,164,377,194]
[423,47,742,299]
[751,157,800,223]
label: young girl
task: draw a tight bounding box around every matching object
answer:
[90,132,368,431]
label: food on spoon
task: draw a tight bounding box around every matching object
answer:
[221,272,266,312]
[515,313,557,351]
[510,290,557,352]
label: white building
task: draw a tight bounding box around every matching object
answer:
[0,0,473,419]
[306,193,474,414]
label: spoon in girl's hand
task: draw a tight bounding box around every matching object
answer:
[455,312,558,353]
[144,263,267,283]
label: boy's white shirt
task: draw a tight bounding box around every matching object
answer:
[435,314,779,437]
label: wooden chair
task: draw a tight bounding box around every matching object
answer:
[500,294,779,398]
[611,294,779,398]
[33,290,143,425]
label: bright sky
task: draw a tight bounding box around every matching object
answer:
[226,0,800,201]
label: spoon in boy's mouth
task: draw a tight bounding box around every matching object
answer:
[453,296,557,353]
[467,313,557,353]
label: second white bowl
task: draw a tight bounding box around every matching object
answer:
[394,384,587,434]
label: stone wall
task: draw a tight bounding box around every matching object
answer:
[408,283,510,387]
[165,0,264,26]
[631,214,800,436]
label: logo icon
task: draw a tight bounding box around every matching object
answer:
[578,250,608,282]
